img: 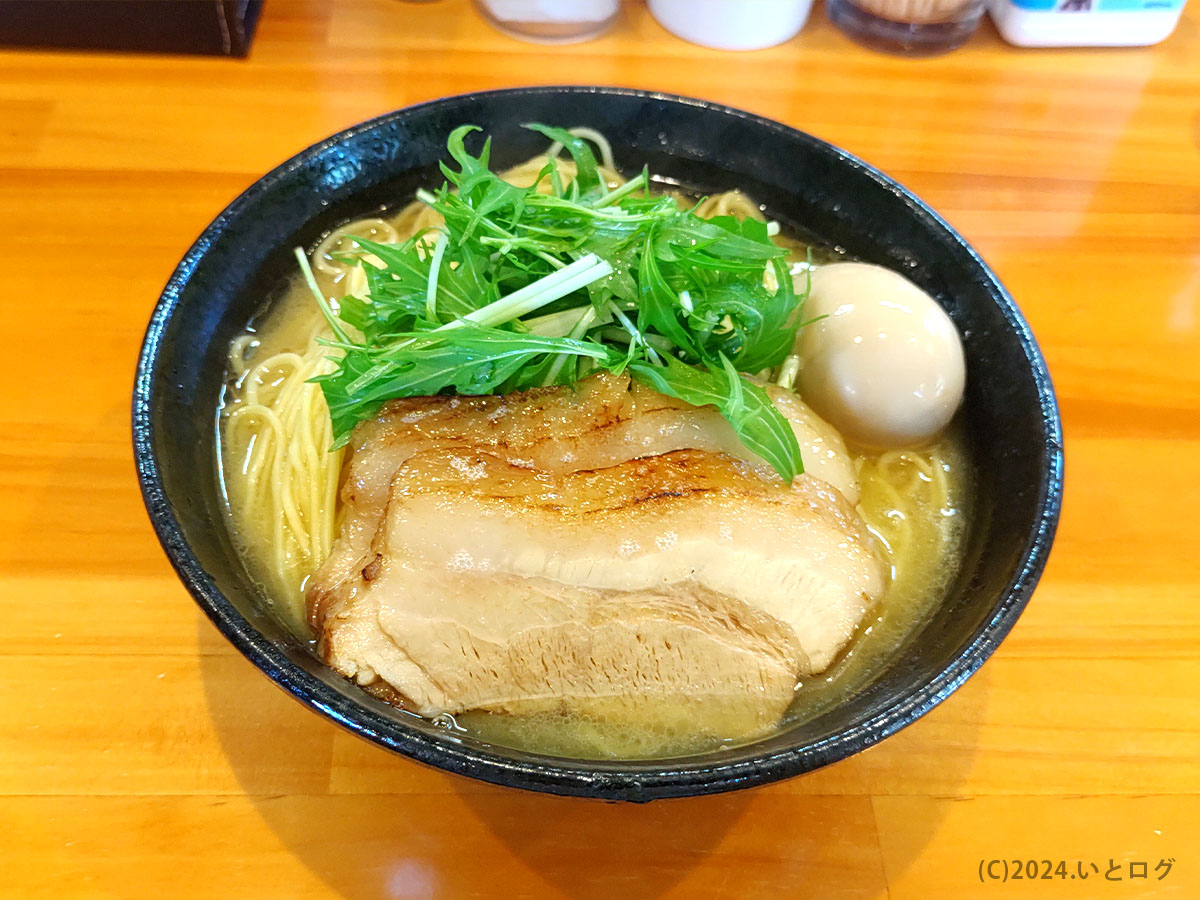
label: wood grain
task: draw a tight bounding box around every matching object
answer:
[2,0,1199,896]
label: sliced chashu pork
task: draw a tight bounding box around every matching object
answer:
[312,440,885,726]
[313,371,861,623]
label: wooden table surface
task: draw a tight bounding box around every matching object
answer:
[3,0,1199,897]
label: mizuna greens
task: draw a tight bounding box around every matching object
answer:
[301,124,810,480]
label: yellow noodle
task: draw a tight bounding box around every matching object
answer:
[545,126,617,171]
[388,201,443,238]
[219,318,344,630]
[693,190,764,220]
[855,441,962,589]
[227,334,258,377]
[313,217,398,276]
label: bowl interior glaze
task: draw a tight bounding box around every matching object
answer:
[134,87,1063,801]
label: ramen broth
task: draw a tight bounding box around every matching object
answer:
[218,183,971,759]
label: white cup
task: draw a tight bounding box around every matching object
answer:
[648,0,813,50]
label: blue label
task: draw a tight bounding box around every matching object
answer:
[1007,0,1182,10]
[1100,0,1183,8]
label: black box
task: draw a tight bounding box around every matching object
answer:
[0,0,265,57]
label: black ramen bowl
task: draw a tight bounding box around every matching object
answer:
[133,86,1063,801]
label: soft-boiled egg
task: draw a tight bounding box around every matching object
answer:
[794,262,965,449]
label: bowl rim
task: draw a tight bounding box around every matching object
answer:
[133,85,1064,801]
